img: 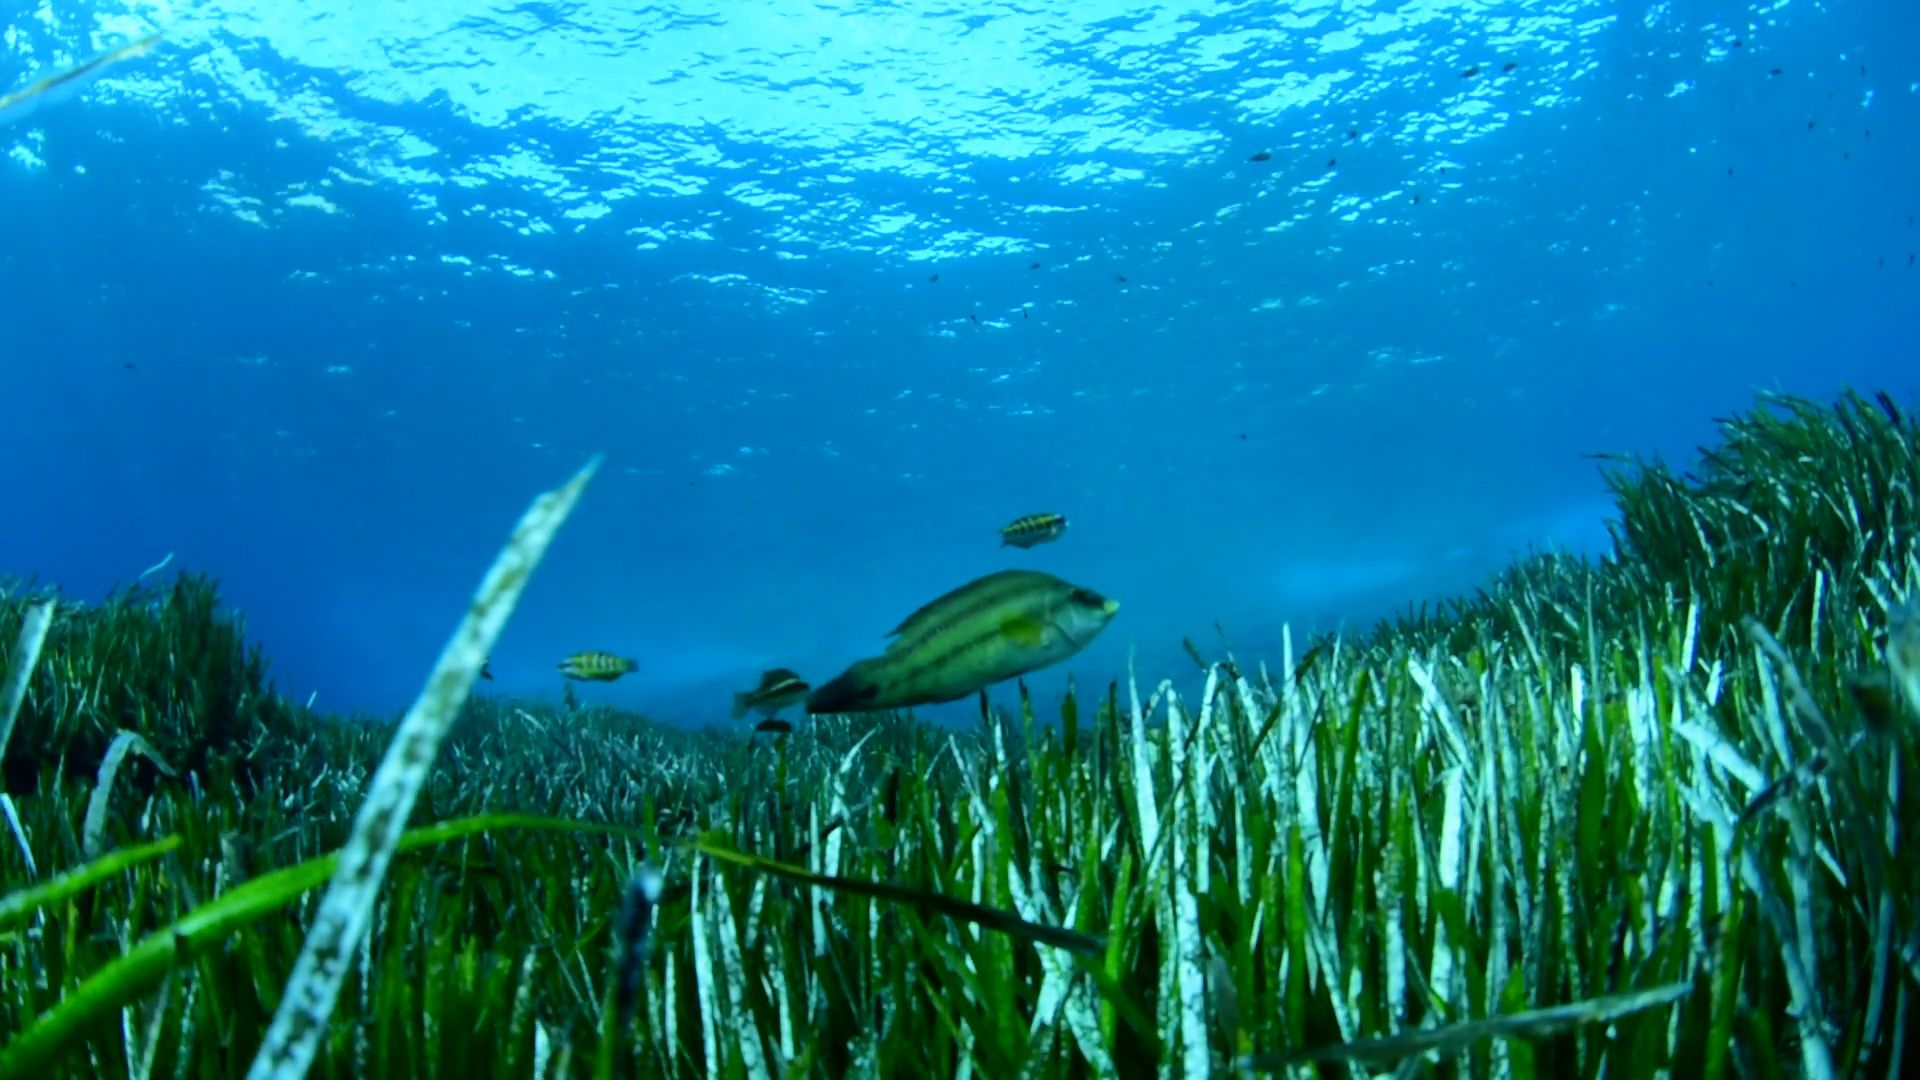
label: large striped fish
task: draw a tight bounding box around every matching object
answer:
[806,569,1119,714]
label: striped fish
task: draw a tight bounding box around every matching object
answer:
[806,569,1119,714]
[557,651,640,682]
[732,667,810,720]
[999,512,1068,549]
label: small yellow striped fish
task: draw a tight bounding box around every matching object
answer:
[557,651,639,682]
[999,512,1068,549]
[807,568,1118,714]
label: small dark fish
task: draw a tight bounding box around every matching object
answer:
[969,312,979,324]
[1808,120,1817,129]
[121,362,135,370]
[481,656,494,681]
[558,651,639,682]
[1000,512,1069,549]
[754,718,794,735]
[928,273,939,282]
[1771,67,1783,76]
[1347,128,1358,139]
[1502,62,1517,72]
[1248,151,1271,162]
[1028,261,1041,270]
[1462,66,1479,78]
[1413,193,1422,204]
[1732,38,1743,47]
[1326,158,1336,168]
[1022,307,1029,320]
[1115,274,1128,283]
[733,667,810,720]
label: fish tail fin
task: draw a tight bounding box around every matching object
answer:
[731,692,751,721]
[807,660,884,715]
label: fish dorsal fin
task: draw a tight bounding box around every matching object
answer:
[760,668,802,689]
[884,569,1059,652]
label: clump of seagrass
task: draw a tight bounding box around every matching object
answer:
[1370,388,1920,672]
[244,455,602,1080]
[0,572,295,796]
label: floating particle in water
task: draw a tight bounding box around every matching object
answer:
[1249,150,1271,162]
[0,31,163,124]
[1462,66,1480,78]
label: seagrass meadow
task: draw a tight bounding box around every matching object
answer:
[1,388,1918,1080]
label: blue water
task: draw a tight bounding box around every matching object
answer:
[2,1,1915,727]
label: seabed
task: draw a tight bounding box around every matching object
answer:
[2,389,1917,1079]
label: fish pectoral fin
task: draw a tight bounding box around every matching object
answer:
[999,615,1047,647]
